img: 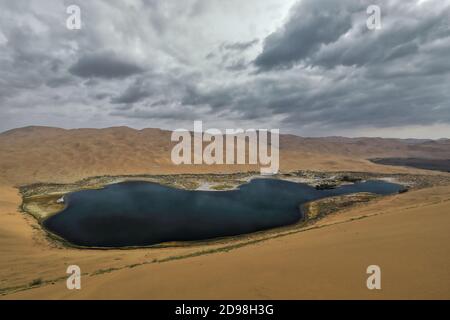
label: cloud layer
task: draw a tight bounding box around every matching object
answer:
[0,0,449,138]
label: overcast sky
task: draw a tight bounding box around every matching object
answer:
[0,0,449,138]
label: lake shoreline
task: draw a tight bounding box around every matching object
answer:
[17,170,450,250]
[2,172,450,297]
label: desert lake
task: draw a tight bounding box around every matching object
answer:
[43,179,404,247]
[370,158,450,172]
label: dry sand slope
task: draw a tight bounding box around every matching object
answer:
[4,186,450,299]
[0,126,449,299]
[1,126,449,185]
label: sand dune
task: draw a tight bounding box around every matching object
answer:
[4,186,450,299]
[0,126,449,299]
[1,126,449,185]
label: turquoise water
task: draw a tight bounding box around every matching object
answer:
[43,179,403,247]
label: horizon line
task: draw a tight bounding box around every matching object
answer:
[1,125,449,141]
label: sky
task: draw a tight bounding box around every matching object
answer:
[0,0,449,138]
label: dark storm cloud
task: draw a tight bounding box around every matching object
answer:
[276,74,450,128]
[111,79,150,104]
[204,39,258,72]
[254,0,360,70]
[69,52,145,79]
[0,23,75,106]
[173,60,450,130]
[109,70,207,122]
[255,0,450,71]
[312,5,450,70]
[239,0,450,133]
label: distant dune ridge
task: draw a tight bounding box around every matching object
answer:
[0,126,449,186]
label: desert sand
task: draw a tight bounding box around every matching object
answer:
[0,126,449,299]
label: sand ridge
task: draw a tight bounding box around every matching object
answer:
[1,126,448,186]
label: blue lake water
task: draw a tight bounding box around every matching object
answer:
[43,179,403,247]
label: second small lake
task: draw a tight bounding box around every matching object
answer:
[43,179,403,247]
